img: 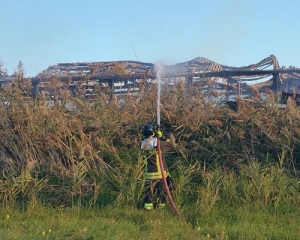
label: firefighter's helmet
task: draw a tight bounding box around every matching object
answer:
[142,124,154,137]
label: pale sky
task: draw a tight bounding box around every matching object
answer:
[1,0,300,77]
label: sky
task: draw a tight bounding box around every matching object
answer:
[1,0,300,77]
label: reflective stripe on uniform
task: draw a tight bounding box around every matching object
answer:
[158,203,166,209]
[144,203,154,210]
[155,153,161,175]
[144,170,169,180]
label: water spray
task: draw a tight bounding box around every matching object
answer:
[155,62,162,126]
[155,61,181,218]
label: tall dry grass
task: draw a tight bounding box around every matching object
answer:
[1,75,300,214]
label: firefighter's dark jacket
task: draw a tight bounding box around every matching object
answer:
[140,136,172,180]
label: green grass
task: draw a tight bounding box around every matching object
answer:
[1,203,300,240]
[0,205,197,240]
[194,204,300,240]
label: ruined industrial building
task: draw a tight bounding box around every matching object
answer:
[1,55,300,104]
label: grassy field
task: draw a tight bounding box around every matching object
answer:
[1,203,300,239]
[1,69,300,239]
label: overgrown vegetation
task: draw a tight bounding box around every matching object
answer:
[1,72,300,239]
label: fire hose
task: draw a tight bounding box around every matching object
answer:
[157,139,181,218]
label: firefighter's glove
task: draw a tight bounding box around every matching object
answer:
[155,129,163,138]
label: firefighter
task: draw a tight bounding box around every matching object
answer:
[140,124,175,210]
